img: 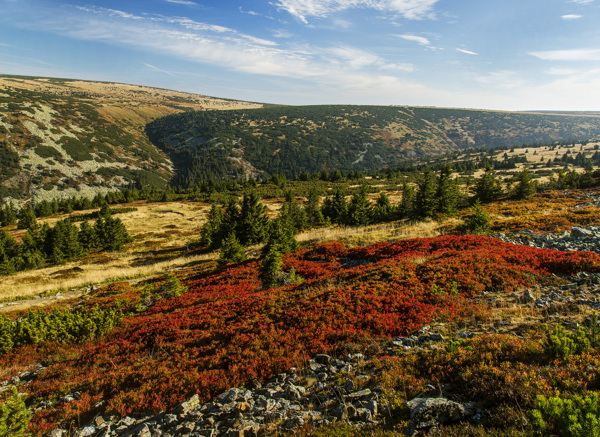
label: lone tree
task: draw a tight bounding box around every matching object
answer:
[237,190,269,246]
[218,232,246,267]
[415,166,437,218]
[513,168,536,199]
[474,165,503,203]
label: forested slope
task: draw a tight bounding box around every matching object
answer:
[146,105,600,185]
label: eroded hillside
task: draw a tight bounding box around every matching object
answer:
[0,75,263,202]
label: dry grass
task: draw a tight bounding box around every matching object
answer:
[0,201,215,302]
[297,218,460,247]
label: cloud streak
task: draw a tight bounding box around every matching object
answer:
[530,48,600,61]
[456,48,478,55]
[396,34,430,46]
[561,14,582,20]
[272,0,439,24]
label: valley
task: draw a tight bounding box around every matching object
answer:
[3,76,600,437]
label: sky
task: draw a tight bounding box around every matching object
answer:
[1,0,600,111]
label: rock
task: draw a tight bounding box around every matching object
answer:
[217,388,246,403]
[520,289,536,304]
[346,389,372,400]
[458,331,474,339]
[571,227,593,238]
[331,403,348,421]
[315,354,332,365]
[174,394,200,415]
[49,430,67,437]
[344,378,355,393]
[407,397,468,430]
[73,426,96,437]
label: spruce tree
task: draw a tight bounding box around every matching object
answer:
[514,168,536,199]
[415,167,437,219]
[237,191,269,246]
[436,164,461,215]
[322,189,347,224]
[474,165,503,203]
[200,204,225,249]
[346,184,373,226]
[17,206,37,231]
[398,182,415,219]
[218,232,246,267]
[304,187,326,228]
[374,192,393,222]
[260,245,284,289]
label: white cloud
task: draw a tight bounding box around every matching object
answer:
[547,67,579,75]
[570,0,594,4]
[561,14,583,20]
[324,45,414,71]
[396,34,430,45]
[530,48,600,61]
[144,63,176,76]
[456,48,478,55]
[165,0,198,6]
[271,0,439,24]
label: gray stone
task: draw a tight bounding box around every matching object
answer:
[407,397,468,429]
[49,430,67,437]
[74,426,96,437]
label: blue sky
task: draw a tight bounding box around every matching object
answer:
[1,0,600,110]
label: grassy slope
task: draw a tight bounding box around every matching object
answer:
[0,76,263,202]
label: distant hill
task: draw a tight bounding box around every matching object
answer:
[146,105,600,185]
[0,75,263,202]
[3,75,600,201]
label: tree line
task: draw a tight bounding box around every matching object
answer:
[0,203,131,275]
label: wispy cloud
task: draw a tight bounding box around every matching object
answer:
[561,14,582,20]
[570,0,594,4]
[239,7,276,20]
[456,48,478,55]
[396,34,430,46]
[547,67,579,75]
[271,0,439,24]
[6,2,415,91]
[530,48,600,61]
[165,0,198,6]
[144,63,176,76]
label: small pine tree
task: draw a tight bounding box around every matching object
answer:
[237,191,269,246]
[218,232,246,267]
[474,165,503,203]
[398,182,415,219]
[200,204,225,249]
[415,167,437,219]
[346,185,373,226]
[16,206,37,231]
[513,168,536,199]
[464,201,490,235]
[260,245,284,289]
[162,273,188,298]
[436,164,460,215]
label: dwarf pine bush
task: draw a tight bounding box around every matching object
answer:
[0,306,122,354]
[545,313,599,359]
[530,392,600,437]
[0,387,31,437]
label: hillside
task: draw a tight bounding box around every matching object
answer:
[0,75,263,202]
[146,105,600,184]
